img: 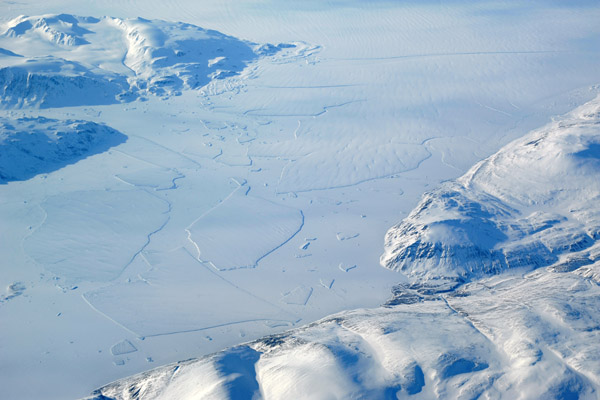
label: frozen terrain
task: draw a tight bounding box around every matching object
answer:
[0,116,126,182]
[90,94,600,400]
[1,1,600,399]
[91,266,600,400]
[0,14,298,107]
[382,95,600,286]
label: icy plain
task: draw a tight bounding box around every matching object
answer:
[0,1,600,399]
[92,85,600,400]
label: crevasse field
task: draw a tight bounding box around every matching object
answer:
[1,1,600,399]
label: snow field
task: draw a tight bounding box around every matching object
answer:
[1,2,600,399]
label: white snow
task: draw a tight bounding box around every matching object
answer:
[381,96,600,284]
[186,188,304,271]
[24,189,170,283]
[0,14,281,107]
[0,116,126,182]
[90,95,600,400]
[277,140,431,193]
[0,1,599,399]
[92,266,600,399]
[84,247,298,338]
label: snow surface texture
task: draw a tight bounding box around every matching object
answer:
[0,116,126,182]
[381,96,600,286]
[83,247,299,338]
[2,2,600,399]
[25,190,170,283]
[89,96,600,400]
[0,14,295,107]
[186,189,304,271]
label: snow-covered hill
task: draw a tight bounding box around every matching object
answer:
[89,267,600,400]
[0,116,125,183]
[87,97,600,400]
[381,96,600,287]
[0,14,295,107]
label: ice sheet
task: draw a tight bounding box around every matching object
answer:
[24,190,170,283]
[186,189,304,270]
[84,247,298,337]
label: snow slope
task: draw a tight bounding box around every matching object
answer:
[381,95,600,286]
[0,116,126,182]
[90,266,600,400]
[90,95,600,400]
[0,14,293,107]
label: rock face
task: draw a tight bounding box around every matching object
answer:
[381,95,600,283]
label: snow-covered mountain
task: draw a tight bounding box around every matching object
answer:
[0,14,298,107]
[381,96,600,287]
[90,267,600,399]
[2,3,600,399]
[88,96,600,399]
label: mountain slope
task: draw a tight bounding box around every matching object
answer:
[381,95,600,285]
[0,116,126,183]
[89,267,600,400]
[0,14,293,107]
